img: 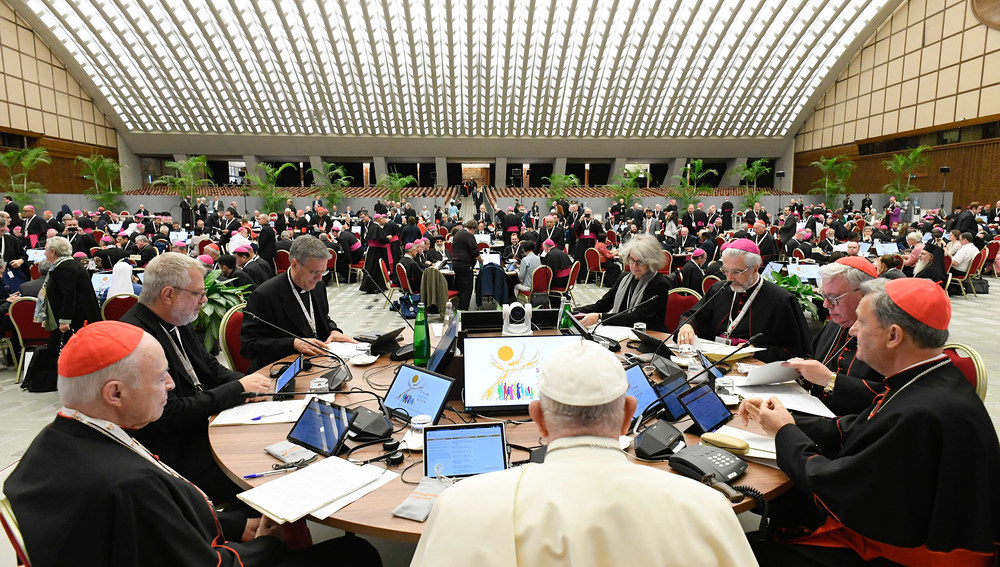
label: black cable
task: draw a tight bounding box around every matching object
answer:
[444,403,477,424]
[732,485,769,542]
[341,437,395,459]
[399,460,424,485]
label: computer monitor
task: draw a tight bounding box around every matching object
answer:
[474,234,492,245]
[858,242,873,256]
[786,263,822,287]
[678,383,732,434]
[875,242,901,256]
[91,273,114,296]
[26,249,46,263]
[462,335,581,414]
[481,253,501,266]
[760,261,784,282]
[275,355,302,395]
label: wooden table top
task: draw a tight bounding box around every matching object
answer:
[209,327,790,544]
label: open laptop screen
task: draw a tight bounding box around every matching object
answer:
[423,423,507,478]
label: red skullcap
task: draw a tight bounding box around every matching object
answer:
[835,256,878,278]
[884,278,950,330]
[58,321,145,378]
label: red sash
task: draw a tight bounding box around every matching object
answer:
[553,267,571,279]
[368,241,393,267]
[505,225,519,232]
[349,240,362,252]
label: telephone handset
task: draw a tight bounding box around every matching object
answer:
[668,444,748,502]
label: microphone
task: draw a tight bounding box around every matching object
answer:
[598,294,664,327]
[243,310,352,389]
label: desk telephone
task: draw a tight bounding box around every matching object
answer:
[669,444,748,502]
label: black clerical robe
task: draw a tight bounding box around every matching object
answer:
[537,225,564,249]
[541,248,572,289]
[120,303,246,500]
[805,322,882,415]
[684,278,812,363]
[5,416,284,567]
[678,259,705,292]
[241,271,341,372]
[774,356,1000,565]
[360,221,390,293]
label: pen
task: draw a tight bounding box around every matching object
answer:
[251,412,286,421]
[243,468,297,479]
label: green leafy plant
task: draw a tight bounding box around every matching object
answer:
[152,155,215,199]
[194,269,250,352]
[741,188,769,211]
[670,159,717,209]
[734,158,772,191]
[0,147,51,207]
[768,272,819,320]
[77,154,124,211]
[808,154,855,207]
[607,167,645,204]
[247,162,297,213]
[541,173,580,208]
[307,161,353,208]
[376,171,417,203]
[882,145,930,201]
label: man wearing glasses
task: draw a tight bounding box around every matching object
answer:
[782,257,883,415]
[121,252,272,503]
[676,238,812,363]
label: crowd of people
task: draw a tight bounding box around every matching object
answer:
[2,188,999,566]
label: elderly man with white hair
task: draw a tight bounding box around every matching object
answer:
[411,340,756,566]
[677,238,812,363]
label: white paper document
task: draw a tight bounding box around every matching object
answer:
[210,400,307,426]
[593,325,637,342]
[310,467,398,520]
[326,342,366,358]
[733,383,836,418]
[238,456,385,523]
[732,361,800,386]
[714,426,780,468]
[698,341,764,362]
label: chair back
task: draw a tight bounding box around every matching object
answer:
[29,264,40,280]
[606,231,617,246]
[9,298,49,347]
[92,229,104,242]
[101,294,139,321]
[943,254,952,273]
[665,287,702,332]
[567,261,581,290]
[658,251,673,275]
[714,236,725,248]
[396,262,413,294]
[584,248,603,272]
[477,241,490,252]
[530,265,553,295]
[943,343,987,401]
[379,258,392,285]
[220,303,250,373]
[1,490,30,567]
[198,239,211,255]
[971,248,988,278]
[985,241,999,262]
[702,275,720,296]
[792,247,805,260]
[327,248,337,271]
[445,241,453,255]
[275,249,291,274]
[856,219,866,231]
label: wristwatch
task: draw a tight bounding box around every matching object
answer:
[823,373,838,395]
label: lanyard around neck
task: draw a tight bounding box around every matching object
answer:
[288,271,316,337]
[726,277,763,336]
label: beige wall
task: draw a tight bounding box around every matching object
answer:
[0,0,116,147]
[796,0,1000,152]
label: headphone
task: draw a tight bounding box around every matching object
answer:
[343,438,405,467]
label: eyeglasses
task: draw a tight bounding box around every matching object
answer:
[174,287,208,300]
[719,266,753,277]
[629,257,646,266]
[821,288,860,306]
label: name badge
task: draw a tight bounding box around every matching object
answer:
[583,229,590,237]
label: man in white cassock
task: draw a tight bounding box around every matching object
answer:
[410,340,757,567]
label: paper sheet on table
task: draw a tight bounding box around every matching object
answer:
[238,456,385,523]
[430,323,443,338]
[698,341,764,362]
[732,361,800,386]
[210,399,307,426]
[713,426,780,468]
[310,467,399,520]
[326,342,366,358]
[593,325,637,342]
[733,384,836,418]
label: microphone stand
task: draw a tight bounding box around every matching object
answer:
[597,294,663,327]
[360,267,415,332]
[671,280,731,344]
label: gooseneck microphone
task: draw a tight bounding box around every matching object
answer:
[243,310,352,388]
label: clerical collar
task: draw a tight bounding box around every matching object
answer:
[544,435,624,459]
[882,354,949,389]
[288,273,309,294]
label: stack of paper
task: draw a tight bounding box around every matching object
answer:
[238,457,387,523]
[732,383,836,418]
[715,425,778,468]
[210,400,307,426]
[593,325,637,342]
[731,361,800,387]
[698,341,764,362]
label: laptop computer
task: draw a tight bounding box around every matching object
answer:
[423,422,508,479]
[462,335,581,414]
[384,364,454,424]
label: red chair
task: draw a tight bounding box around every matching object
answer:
[658,251,673,275]
[444,241,453,255]
[1,487,31,567]
[198,239,211,255]
[92,229,104,242]
[29,264,40,280]
[477,242,490,252]
[702,275,720,296]
[982,241,999,277]
[275,249,291,274]
[516,265,552,304]
[395,262,415,295]
[550,261,581,306]
[943,254,952,273]
[326,249,339,288]
[856,219,866,231]
[792,248,805,261]
[606,231,617,246]
[348,258,365,283]
[381,258,400,307]
[89,246,100,256]
[584,248,606,287]
[9,298,49,383]
[665,287,702,333]
[947,249,987,299]
[101,294,139,321]
[943,343,987,401]
[220,303,250,373]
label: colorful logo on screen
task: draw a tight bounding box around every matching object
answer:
[481,344,543,401]
[496,381,535,400]
[396,374,424,405]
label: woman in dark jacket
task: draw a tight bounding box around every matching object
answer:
[575,234,671,332]
[41,236,101,346]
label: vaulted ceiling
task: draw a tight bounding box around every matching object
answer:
[11,0,902,157]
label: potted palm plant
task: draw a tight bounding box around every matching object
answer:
[670,159,717,209]
[376,171,417,203]
[541,173,580,209]
[808,155,855,207]
[247,162,296,213]
[152,155,215,199]
[0,147,51,207]
[194,270,250,354]
[77,154,124,211]
[607,167,645,205]
[307,161,353,207]
[882,146,930,201]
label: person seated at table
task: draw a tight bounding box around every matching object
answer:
[411,341,756,567]
[593,232,622,285]
[242,236,356,372]
[949,232,979,277]
[677,238,812,363]
[674,225,698,250]
[740,278,1000,566]
[217,253,257,291]
[502,231,523,263]
[678,247,708,291]
[782,257,882,415]
[874,253,905,279]
[913,241,947,286]
[514,240,541,296]
[3,321,383,567]
[540,238,572,291]
[574,234,670,331]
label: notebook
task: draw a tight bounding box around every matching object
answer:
[423,422,508,479]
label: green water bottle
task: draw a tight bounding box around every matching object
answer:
[558,296,572,330]
[413,302,430,367]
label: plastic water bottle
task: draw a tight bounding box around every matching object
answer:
[444,302,454,324]
[414,302,430,367]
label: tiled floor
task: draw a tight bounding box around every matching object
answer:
[0,277,997,565]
